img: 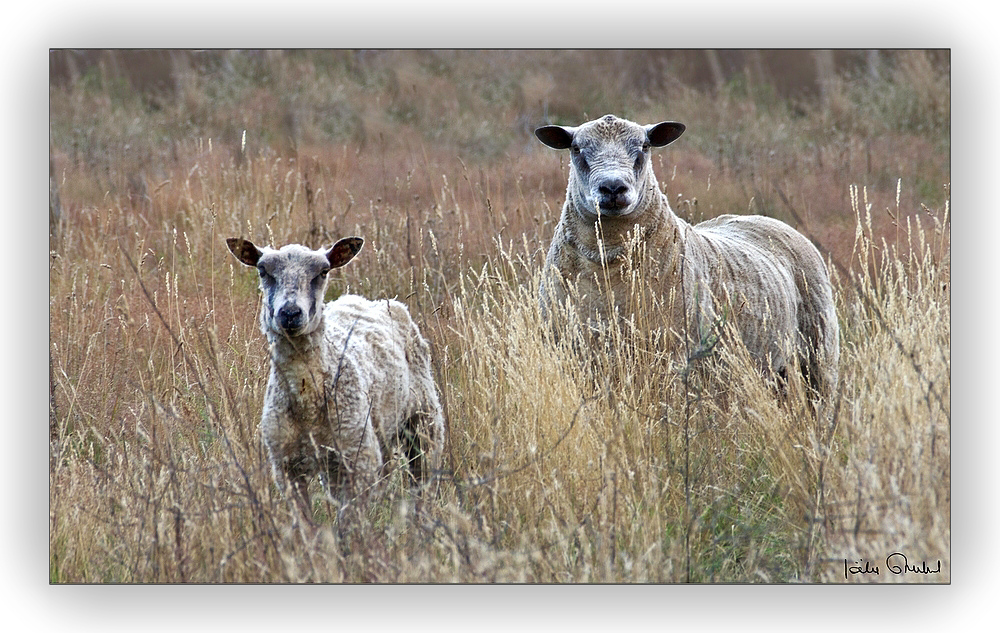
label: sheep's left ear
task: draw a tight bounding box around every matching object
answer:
[646,122,685,147]
[327,237,364,268]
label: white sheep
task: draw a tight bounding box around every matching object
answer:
[227,236,445,516]
[535,114,839,397]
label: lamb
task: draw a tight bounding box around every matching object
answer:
[535,114,839,398]
[226,236,445,516]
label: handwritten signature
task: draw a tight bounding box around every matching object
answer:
[845,553,942,579]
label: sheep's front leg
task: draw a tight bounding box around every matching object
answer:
[289,470,314,519]
[269,452,315,524]
[336,419,383,498]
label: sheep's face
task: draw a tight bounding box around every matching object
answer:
[227,237,364,338]
[535,114,685,220]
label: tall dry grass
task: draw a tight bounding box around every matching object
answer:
[49,50,949,583]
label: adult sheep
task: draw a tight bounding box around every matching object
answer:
[227,236,445,518]
[535,114,839,398]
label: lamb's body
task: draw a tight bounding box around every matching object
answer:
[537,115,839,397]
[227,237,444,513]
[262,294,444,494]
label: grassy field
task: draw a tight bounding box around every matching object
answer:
[48,49,950,583]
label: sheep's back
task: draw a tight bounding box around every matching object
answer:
[685,214,825,360]
[695,215,827,278]
[323,295,429,435]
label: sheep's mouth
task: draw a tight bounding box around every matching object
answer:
[594,189,637,217]
[599,203,634,217]
[270,319,310,338]
[596,198,637,218]
[576,200,636,223]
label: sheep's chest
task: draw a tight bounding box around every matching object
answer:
[260,360,332,454]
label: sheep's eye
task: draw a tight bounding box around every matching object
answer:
[642,142,651,152]
[257,265,269,279]
[313,268,330,284]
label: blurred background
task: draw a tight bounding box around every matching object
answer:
[49,49,950,270]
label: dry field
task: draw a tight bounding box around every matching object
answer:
[48,50,950,583]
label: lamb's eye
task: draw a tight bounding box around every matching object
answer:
[257,265,269,279]
[313,268,330,283]
[642,142,651,152]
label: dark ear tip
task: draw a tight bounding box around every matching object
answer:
[346,237,364,254]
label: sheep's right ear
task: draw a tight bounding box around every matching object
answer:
[535,125,576,150]
[646,122,685,147]
[327,237,364,269]
[227,237,263,267]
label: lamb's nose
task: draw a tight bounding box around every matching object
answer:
[277,304,304,330]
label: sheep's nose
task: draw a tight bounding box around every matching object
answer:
[596,178,630,212]
[277,304,304,330]
[598,181,628,197]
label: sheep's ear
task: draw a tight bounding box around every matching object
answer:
[535,125,576,150]
[227,237,263,267]
[646,122,685,147]
[327,237,364,268]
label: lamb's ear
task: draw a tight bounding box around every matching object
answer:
[534,125,577,150]
[227,237,263,267]
[646,122,685,147]
[327,237,364,268]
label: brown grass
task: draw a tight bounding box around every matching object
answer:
[49,49,949,583]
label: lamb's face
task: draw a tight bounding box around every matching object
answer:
[226,237,364,339]
[256,245,335,337]
[535,114,685,220]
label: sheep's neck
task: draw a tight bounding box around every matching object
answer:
[265,324,330,418]
[568,183,684,265]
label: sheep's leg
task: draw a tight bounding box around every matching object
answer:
[408,408,444,486]
[337,421,383,499]
[288,474,314,524]
[270,456,315,525]
[796,311,838,403]
[396,415,422,484]
[282,461,315,525]
[317,454,352,522]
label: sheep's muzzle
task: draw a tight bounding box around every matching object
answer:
[276,303,307,334]
[594,176,635,216]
